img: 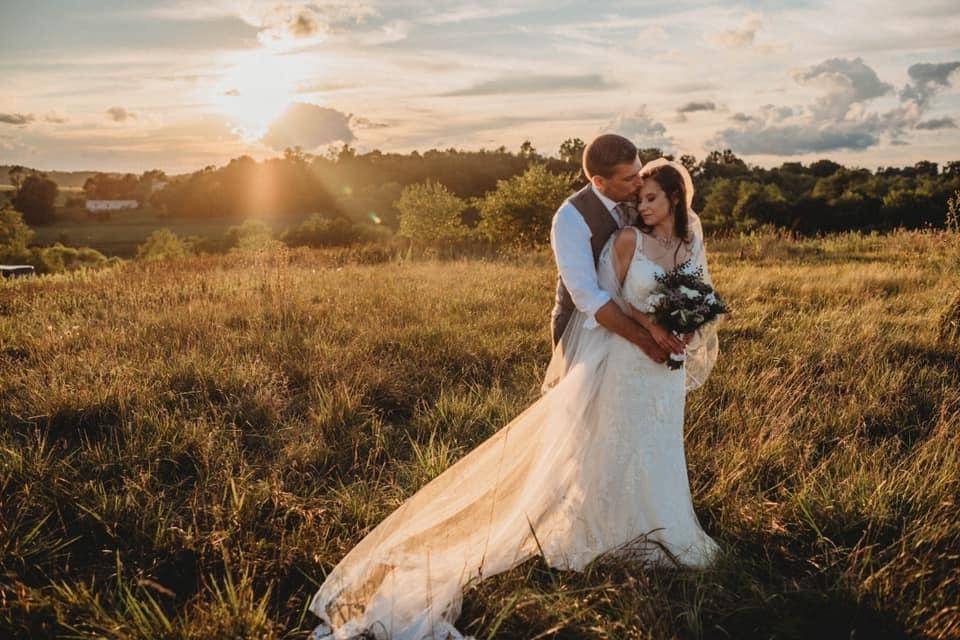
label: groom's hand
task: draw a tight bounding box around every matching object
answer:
[594,301,669,363]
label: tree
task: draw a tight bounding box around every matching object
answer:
[7,166,28,191]
[944,161,960,177]
[0,206,34,260]
[700,178,739,231]
[281,213,362,248]
[395,180,469,246]
[225,219,281,252]
[13,173,58,225]
[136,228,191,261]
[558,138,585,165]
[679,154,699,178]
[638,147,672,164]
[475,164,575,247]
[519,140,539,160]
[809,159,843,177]
[700,149,749,180]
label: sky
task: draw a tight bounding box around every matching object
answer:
[1,0,959,174]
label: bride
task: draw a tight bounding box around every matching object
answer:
[309,158,722,640]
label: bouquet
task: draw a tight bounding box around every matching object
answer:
[638,260,729,369]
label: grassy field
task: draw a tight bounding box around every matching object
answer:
[24,210,316,259]
[2,231,959,639]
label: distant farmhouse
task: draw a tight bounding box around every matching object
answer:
[86,199,139,212]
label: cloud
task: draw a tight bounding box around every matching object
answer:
[711,57,951,155]
[419,6,530,25]
[604,106,672,150]
[713,12,762,48]
[709,122,878,155]
[900,61,960,107]
[915,117,956,130]
[250,2,379,50]
[261,102,355,150]
[106,106,136,122]
[295,80,356,94]
[44,114,70,124]
[792,57,894,120]
[442,74,618,96]
[678,101,716,114]
[351,116,388,129]
[0,113,35,126]
[760,104,795,122]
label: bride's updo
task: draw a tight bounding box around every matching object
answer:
[637,162,692,244]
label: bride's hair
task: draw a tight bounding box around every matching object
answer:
[636,163,692,245]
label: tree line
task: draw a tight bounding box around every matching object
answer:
[4,141,959,242]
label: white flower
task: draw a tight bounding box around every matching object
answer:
[642,293,665,312]
[705,292,717,304]
[678,285,700,299]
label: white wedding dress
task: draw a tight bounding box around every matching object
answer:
[309,211,721,640]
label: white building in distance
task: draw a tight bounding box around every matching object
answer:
[86,199,139,212]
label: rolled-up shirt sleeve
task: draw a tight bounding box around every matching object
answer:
[550,202,611,330]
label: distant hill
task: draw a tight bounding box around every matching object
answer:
[0,166,191,189]
[0,165,100,189]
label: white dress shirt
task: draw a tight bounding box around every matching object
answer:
[549,183,627,330]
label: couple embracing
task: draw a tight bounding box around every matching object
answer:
[310,134,723,640]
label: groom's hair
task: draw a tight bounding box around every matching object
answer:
[583,134,638,179]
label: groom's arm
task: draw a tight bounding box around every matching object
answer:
[550,205,667,363]
[550,204,611,329]
[594,302,667,363]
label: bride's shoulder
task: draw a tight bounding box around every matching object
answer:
[612,226,640,261]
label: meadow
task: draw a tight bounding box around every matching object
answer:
[24,209,313,259]
[1,230,959,639]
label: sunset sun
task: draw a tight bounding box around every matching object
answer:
[210,52,310,141]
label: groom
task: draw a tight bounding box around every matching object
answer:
[549,133,667,363]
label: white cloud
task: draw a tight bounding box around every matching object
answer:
[712,57,959,155]
[792,57,894,120]
[260,102,355,150]
[604,106,672,150]
[712,12,762,48]
[441,74,619,97]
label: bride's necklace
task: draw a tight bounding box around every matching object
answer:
[647,230,677,250]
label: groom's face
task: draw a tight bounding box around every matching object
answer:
[593,158,643,202]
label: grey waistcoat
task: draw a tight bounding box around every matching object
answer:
[551,185,620,347]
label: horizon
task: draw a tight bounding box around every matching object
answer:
[2,1,959,175]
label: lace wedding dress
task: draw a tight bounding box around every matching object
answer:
[309,212,721,640]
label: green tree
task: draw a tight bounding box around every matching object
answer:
[701,178,739,231]
[0,207,34,261]
[282,213,362,248]
[732,182,786,231]
[225,219,281,252]
[558,138,585,165]
[136,228,191,261]
[475,164,575,247]
[13,173,58,225]
[395,180,469,246]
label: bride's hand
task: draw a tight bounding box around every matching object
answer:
[648,322,685,355]
[628,305,684,354]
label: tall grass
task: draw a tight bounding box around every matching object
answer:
[1,230,958,639]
